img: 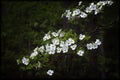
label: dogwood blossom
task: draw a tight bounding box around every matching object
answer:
[72,9,81,17]
[92,43,98,49]
[46,44,56,54]
[34,47,38,52]
[65,40,71,46]
[107,0,113,5]
[70,44,77,50]
[43,31,51,41]
[95,39,101,45]
[38,46,44,53]
[79,11,87,18]
[51,32,59,37]
[49,50,55,54]
[57,47,62,53]
[30,51,38,59]
[86,39,101,50]
[60,41,65,47]
[65,10,72,20]
[85,2,97,14]
[97,1,106,6]
[62,44,69,53]
[77,50,84,56]
[95,5,103,15]
[59,32,65,37]
[52,38,59,45]
[97,0,113,6]
[79,34,85,40]
[94,9,100,15]
[62,0,113,20]
[85,7,92,13]
[50,44,56,51]
[86,43,93,50]
[45,44,51,53]
[22,57,29,65]
[47,69,54,76]
[67,38,75,45]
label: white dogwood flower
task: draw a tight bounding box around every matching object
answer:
[65,10,71,20]
[38,46,44,53]
[50,44,56,51]
[45,44,51,53]
[72,9,81,17]
[80,12,87,18]
[33,46,38,52]
[107,1,113,5]
[95,39,101,45]
[47,69,54,76]
[46,44,56,54]
[77,50,84,56]
[43,31,51,41]
[70,44,77,50]
[68,38,75,44]
[52,32,59,37]
[22,57,29,65]
[92,43,98,49]
[60,41,65,47]
[62,44,68,53]
[86,43,93,50]
[30,51,38,59]
[59,32,65,37]
[45,44,56,54]
[94,9,100,15]
[97,1,105,6]
[52,38,59,45]
[79,34,85,40]
[65,40,71,46]
[85,7,92,13]
[57,47,62,53]
[89,3,97,10]
[85,2,104,15]
[49,50,55,54]
[86,39,101,50]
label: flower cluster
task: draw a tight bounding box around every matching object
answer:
[61,0,113,20]
[62,9,87,20]
[17,29,102,76]
[30,47,39,59]
[16,1,110,77]
[85,0,113,15]
[86,39,101,50]
[44,31,77,54]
